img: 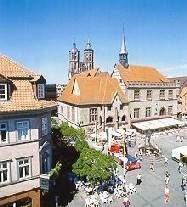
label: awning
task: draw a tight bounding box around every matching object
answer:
[132,118,184,131]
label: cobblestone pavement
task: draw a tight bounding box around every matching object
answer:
[67,128,187,207]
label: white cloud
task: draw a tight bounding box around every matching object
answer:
[160,64,187,77]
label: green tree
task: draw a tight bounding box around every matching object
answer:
[74,138,89,152]
[72,148,116,184]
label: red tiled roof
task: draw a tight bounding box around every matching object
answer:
[58,70,127,105]
[0,55,56,113]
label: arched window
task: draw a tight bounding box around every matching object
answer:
[159,107,166,116]
[121,115,126,122]
[106,116,113,123]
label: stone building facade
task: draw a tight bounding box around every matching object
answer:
[0,56,56,207]
[112,34,179,122]
[58,70,130,133]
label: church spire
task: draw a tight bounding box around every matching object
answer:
[119,28,128,68]
[85,39,92,50]
[120,33,127,54]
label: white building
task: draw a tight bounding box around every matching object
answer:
[58,70,130,133]
[112,34,179,123]
[0,56,56,207]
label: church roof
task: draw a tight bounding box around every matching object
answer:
[115,63,169,84]
[58,69,127,105]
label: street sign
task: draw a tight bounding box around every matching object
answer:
[40,174,50,191]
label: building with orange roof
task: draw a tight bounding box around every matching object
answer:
[0,55,56,207]
[58,69,130,133]
[112,34,179,123]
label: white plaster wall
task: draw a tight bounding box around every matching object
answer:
[0,112,51,198]
[0,178,40,198]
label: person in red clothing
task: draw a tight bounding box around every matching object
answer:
[164,187,170,203]
[123,196,130,206]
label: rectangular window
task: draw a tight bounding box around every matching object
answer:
[108,106,112,111]
[90,108,97,123]
[0,161,10,185]
[0,123,8,144]
[16,121,30,141]
[146,107,151,117]
[134,108,140,119]
[134,89,140,100]
[42,117,48,136]
[147,90,152,100]
[37,84,45,99]
[72,107,75,122]
[120,105,123,110]
[168,106,173,115]
[0,84,7,100]
[67,106,70,120]
[17,158,31,180]
[168,90,173,99]
[159,90,165,99]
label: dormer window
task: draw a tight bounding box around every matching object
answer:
[37,84,45,99]
[0,84,7,101]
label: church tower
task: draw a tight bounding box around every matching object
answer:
[84,40,94,70]
[69,43,80,79]
[119,33,128,68]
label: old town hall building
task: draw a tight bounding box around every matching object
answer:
[58,34,179,133]
[112,34,179,123]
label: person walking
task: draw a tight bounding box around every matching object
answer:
[165,171,170,186]
[182,175,186,191]
[123,196,130,207]
[178,162,183,173]
[136,173,142,185]
[184,191,187,206]
[150,162,155,172]
[164,187,170,203]
[164,157,168,166]
[165,176,170,186]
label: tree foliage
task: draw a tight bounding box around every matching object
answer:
[72,148,116,184]
[52,122,116,184]
[52,122,85,144]
[74,138,89,152]
[49,161,62,177]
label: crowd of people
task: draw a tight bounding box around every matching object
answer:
[122,140,187,206]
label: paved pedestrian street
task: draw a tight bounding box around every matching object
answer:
[67,129,187,207]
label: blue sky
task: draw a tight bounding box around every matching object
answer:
[0,0,187,83]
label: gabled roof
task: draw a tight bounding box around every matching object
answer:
[115,63,169,84]
[0,55,56,113]
[0,55,38,79]
[58,70,127,106]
